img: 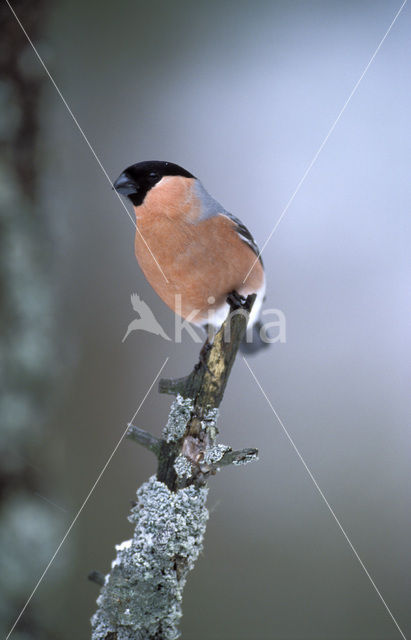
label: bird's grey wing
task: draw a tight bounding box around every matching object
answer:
[219,211,263,267]
[194,180,263,266]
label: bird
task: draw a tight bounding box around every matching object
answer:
[122,293,171,343]
[114,160,268,353]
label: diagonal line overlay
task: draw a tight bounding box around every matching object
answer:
[6,357,169,640]
[5,0,169,283]
[243,356,407,640]
[243,0,407,283]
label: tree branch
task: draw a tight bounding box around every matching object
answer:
[91,293,259,640]
[126,424,161,456]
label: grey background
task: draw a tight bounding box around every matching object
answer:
[12,0,411,638]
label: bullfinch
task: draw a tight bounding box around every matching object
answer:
[114,161,267,352]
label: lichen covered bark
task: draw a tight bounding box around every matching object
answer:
[91,295,259,639]
[91,477,208,640]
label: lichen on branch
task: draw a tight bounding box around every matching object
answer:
[91,293,259,640]
[91,477,208,640]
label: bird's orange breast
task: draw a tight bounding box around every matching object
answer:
[133,178,264,324]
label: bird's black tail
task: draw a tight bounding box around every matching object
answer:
[239,320,270,355]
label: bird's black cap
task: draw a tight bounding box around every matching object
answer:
[113,160,195,206]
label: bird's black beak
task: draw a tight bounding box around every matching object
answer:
[113,172,138,198]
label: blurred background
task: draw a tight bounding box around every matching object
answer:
[0,0,410,638]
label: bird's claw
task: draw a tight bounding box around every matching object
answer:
[226,290,247,309]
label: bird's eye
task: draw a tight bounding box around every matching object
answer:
[149,172,160,180]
